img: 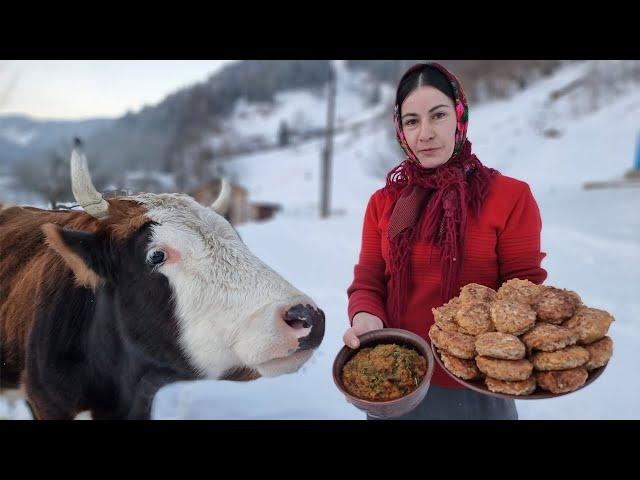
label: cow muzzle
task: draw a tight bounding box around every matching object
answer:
[283,303,325,351]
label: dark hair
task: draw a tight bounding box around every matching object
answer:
[396,65,455,117]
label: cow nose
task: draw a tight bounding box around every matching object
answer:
[283,304,325,350]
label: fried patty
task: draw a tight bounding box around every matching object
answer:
[490,299,537,336]
[455,302,494,336]
[531,287,580,324]
[475,356,533,382]
[485,376,537,396]
[496,278,544,305]
[439,350,482,380]
[432,297,462,333]
[459,283,497,305]
[565,290,582,308]
[584,336,613,370]
[521,323,579,352]
[536,367,588,394]
[564,306,614,345]
[475,332,526,360]
[428,324,476,360]
[532,345,590,371]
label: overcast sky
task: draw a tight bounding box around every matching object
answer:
[0,60,238,121]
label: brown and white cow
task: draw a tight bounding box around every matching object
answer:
[0,144,324,419]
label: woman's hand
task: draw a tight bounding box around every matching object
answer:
[343,312,384,349]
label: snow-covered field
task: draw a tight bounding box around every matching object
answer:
[2,61,639,419]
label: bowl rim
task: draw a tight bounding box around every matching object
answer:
[432,347,607,400]
[332,328,435,406]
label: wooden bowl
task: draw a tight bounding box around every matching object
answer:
[432,348,607,400]
[332,328,435,419]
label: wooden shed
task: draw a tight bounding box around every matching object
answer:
[189,178,250,226]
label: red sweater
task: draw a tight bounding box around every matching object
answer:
[347,174,547,388]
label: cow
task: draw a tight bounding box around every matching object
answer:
[0,145,325,419]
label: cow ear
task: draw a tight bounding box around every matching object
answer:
[41,223,111,290]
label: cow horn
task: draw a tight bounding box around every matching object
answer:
[70,142,110,219]
[211,177,231,216]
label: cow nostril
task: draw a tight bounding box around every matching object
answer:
[285,319,310,330]
[283,303,319,331]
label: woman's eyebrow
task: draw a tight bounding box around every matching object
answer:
[428,104,450,113]
[402,105,451,119]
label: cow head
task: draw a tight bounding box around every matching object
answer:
[41,147,325,381]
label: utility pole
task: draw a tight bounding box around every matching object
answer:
[320,65,337,218]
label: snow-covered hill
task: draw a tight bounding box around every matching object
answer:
[0,115,113,168]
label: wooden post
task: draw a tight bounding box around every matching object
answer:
[635,132,640,171]
[320,66,337,218]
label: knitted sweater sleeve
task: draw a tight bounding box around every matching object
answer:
[497,183,548,286]
[347,192,389,326]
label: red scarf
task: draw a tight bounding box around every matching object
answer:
[384,63,498,326]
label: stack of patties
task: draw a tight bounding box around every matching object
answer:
[428,283,499,388]
[428,279,615,396]
[524,285,614,394]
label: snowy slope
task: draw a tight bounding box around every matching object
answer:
[470,61,640,191]
[209,60,394,151]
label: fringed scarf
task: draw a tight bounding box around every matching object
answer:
[384,62,498,326]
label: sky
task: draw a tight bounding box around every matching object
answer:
[0,60,238,121]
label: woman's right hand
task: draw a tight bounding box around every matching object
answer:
[343,312,384,349]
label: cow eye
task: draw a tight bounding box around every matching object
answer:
[146,250,166,266]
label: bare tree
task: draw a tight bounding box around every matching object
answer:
[320,66,337,218]
[12,140,76,208]
[278,120,291,147]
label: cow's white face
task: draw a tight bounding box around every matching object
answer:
[134,193,323,379]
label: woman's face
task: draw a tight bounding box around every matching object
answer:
[400,86,457,169]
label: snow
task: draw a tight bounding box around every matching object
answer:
[2,60,639,420]
[0,126,37,146]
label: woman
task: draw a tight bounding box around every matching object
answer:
[344,63,547,420]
